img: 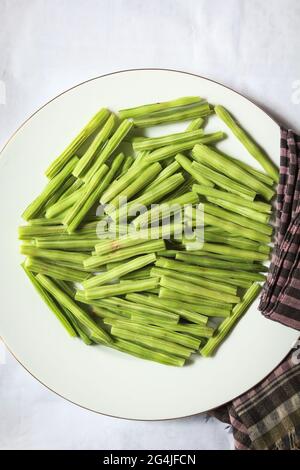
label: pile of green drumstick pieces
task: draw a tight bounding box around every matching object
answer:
[19,96,279,366]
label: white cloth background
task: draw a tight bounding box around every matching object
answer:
[0,0,299,450]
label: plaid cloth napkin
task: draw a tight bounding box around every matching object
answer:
[212,348,300,449]
[259,129,300,329]
[212,129,300,450]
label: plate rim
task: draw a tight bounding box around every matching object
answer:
[0,68,286,421]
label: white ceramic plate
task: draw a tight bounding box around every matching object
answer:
[0,69,298,420]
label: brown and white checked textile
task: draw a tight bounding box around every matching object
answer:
[212,348,300,450]
[259,129,300,329]
[212,129,300,450]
